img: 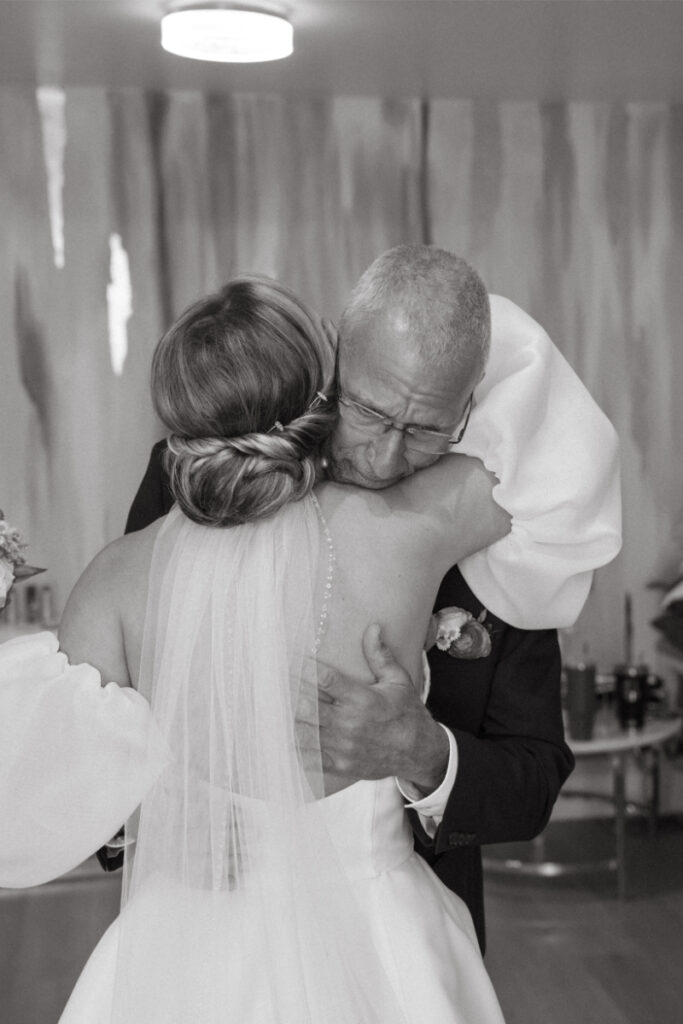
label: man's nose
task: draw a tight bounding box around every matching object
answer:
[366,428,408,479]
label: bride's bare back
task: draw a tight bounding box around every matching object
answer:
[315,455,508,687]
[59,453,509,703]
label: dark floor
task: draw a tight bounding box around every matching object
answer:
[0,861,121,1024]
[484,815,683,1024]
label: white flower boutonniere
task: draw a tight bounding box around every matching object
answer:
[425,606,493,660]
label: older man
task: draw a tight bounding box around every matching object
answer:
[123,245,620,951]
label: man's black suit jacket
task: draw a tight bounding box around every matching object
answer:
[125,440,574,953]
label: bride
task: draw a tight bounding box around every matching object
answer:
[0,274,611,1022]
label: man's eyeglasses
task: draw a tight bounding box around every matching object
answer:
[337,392,474,455]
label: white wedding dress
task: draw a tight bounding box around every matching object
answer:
[58,778,504,1024]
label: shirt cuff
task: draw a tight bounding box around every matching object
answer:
[396,724,458,826]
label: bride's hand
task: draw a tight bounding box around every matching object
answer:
[301,625,450,792]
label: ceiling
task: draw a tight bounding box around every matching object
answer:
[2,0,683,101]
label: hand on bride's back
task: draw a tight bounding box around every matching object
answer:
[299,625,449,793]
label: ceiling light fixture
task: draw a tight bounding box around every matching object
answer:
[161,3,293,64]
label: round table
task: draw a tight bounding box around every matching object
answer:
[483,716,682,898]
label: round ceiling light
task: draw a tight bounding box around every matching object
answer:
[161,4,293,63]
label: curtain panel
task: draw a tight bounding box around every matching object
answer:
[2,88,682,668]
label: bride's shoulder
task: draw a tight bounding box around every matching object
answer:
[318,456,507,558]
[396,453,499,518]
[58,518,165,685]
[75,518,163,593]
[106,518,164,572]
[392,454,510,563]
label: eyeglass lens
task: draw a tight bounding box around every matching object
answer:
[339,394,470,454]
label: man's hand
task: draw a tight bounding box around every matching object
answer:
[300,624,450,793]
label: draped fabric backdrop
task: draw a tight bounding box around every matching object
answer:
[2,88,682,671]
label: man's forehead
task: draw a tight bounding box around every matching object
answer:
[340,314,422,381]
[342,350,467,417]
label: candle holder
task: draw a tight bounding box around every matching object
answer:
[614,664,649,730]
[565,661,597,740]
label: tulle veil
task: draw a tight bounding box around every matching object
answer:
[110,500,406,1023]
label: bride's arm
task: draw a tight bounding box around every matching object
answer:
[58,536,132,687]
[395,453,511,569]
[0,535,169,889]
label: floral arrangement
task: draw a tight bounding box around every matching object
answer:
[0,510,44,609]
[425,606,493,660]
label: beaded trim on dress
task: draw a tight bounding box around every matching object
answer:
[310,492,336,655]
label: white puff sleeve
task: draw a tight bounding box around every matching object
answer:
[0,631,171,888]
[457,295,622,630]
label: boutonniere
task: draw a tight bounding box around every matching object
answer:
[425,606,492,660]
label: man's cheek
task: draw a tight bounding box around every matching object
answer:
[327,447,365,485]
[330,419,355,447]
[329,430,360,462]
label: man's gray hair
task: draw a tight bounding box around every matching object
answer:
[340,244,490,379]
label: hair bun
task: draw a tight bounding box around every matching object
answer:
[165,428,319,527]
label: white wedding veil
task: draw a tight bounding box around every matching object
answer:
[110,500,405,1023]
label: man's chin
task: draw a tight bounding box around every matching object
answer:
[353,475,400,490]
[327,459,404,490]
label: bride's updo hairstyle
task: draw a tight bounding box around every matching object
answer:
[151,275,337,526]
